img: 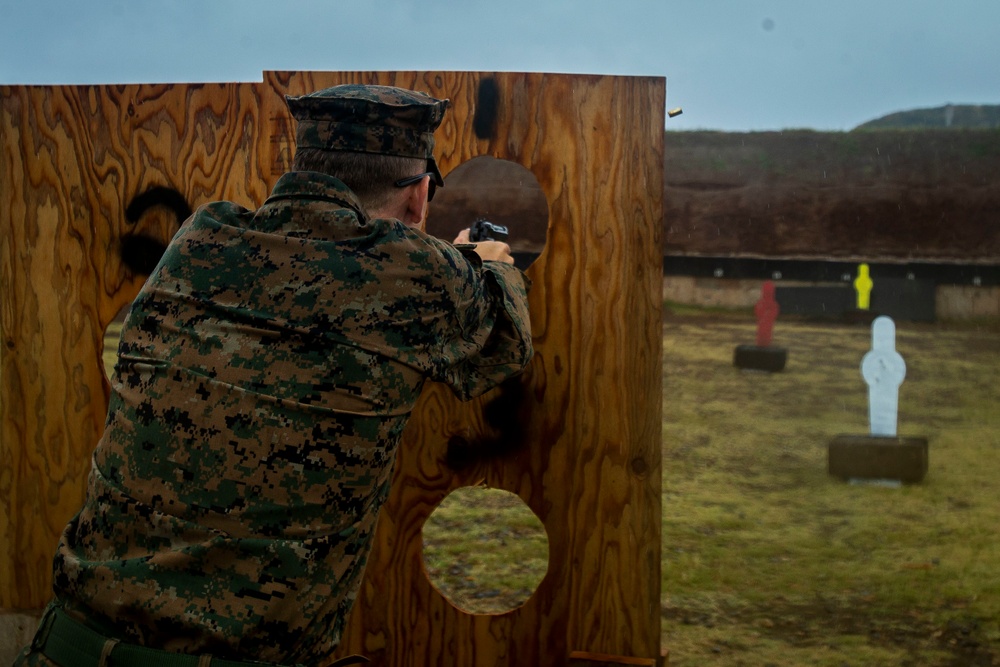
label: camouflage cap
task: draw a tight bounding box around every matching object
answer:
[286,84,450,186]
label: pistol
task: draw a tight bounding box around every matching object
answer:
[469,218,509,243]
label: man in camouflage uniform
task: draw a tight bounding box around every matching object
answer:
[16,84,533,667]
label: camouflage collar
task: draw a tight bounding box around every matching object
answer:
[267,171,369,223]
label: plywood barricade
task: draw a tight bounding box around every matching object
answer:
[1,71,665,666]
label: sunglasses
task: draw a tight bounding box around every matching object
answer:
[394,172,437,202]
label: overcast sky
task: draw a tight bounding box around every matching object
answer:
[1,0,998,131]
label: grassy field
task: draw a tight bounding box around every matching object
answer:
[419,306,1000,666]
[103,307,1000,665]
[659,307,999,666]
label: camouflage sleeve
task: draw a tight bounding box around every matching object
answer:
[429,241,534,400]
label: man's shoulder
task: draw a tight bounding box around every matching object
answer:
[196,199,253,220]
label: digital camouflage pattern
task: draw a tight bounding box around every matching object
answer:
[287,84,450,185]
[22,170,532,666]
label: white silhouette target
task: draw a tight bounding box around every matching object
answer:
[861,316,906,436]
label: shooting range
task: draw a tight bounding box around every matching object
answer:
[1,72,665,665]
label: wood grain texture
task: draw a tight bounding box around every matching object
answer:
[2,71,664,665]
[1,82,269,608]
[262,71,665,665]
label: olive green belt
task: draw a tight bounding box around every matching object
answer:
[32,604,368,667]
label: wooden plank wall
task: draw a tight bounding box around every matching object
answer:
[1,71,665,666]
[0,82,271,607]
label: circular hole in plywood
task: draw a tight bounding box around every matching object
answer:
[421,485,548,615]
[427,156,548,270]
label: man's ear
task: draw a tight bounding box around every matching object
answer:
[400,177,430,230]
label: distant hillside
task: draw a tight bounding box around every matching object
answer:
[855,104,1000,130]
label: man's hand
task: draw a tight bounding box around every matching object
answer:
[453,228,514,264]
